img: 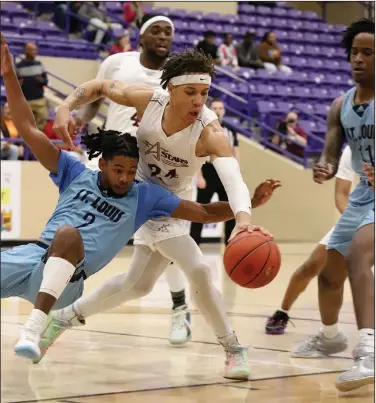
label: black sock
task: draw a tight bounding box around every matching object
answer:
[171,289,186,310]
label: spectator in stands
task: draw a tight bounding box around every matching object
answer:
[236,31,266,70]
[219,33,238,69]
[190,98,239,245]
[78,2,123,44]
[196,31,221,65]
[54,2,82,34]
[272,112,307,158]
[16,43,48,131]
[123,2,145,28]
[258,32,292,74]
[109,32,133,55]
[43,108,87,163]
[1,103,23,160]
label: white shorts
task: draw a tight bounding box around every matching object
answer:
[134,187,193,251]
[318,227,335,246]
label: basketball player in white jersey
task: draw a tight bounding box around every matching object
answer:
[266,146,355,334]
[75,14,193,345]
[51,49,277,380]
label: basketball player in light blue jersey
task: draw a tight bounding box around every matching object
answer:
[0,35,275,363]
[291,19,374,392]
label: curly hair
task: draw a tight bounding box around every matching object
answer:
[160,49,216,89]
[342,18,375,61]
[81,128,139,161]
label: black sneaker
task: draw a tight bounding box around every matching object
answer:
[265,310,290,335]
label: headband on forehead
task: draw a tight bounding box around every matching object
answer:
[140,16,174,35]
[169,74,212,86]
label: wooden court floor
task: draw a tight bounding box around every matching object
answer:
[1,243,375,403]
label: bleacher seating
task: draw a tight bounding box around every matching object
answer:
[1,1,355,162]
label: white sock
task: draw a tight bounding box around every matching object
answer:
[40,257,76,299]
[279,308,289,315]
[320,323,339,339]
[24,309,48,333]
[360,328,375,347]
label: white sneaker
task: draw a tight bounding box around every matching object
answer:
[14,327,41,362]
[169,305,192,346]
[219,333,251,380]
[34,305,85,364]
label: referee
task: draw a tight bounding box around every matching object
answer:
[190,98,240,245]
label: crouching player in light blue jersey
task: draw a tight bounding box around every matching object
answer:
[290,19,375,392]
[0,35,275,363]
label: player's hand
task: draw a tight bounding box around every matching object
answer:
[0,33,14,77]
[73,117,85,133]
[53,105,76,150]
[252,179,281,208]
[197,176,207,189]
[229,223,273,242]
[313,161,334,184]
[362,162,375,189]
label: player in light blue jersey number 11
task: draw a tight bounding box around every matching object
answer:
[0,34,279,364]
[290,19,375,392]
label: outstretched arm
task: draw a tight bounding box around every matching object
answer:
[54,80,153,148]
[172,179,281,221]
[0,34,60,173]
[199,120,253,237]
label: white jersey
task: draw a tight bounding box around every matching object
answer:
[335,145,355,182]
[96,51,164,135]
[319,146,355,246]
[136,90,218,194]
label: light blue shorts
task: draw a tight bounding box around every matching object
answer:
[327,180,375,257]
[1,243,84,310]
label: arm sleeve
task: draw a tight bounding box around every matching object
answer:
[336,146,355,181]
[49,151,86,193]
[134,183,181,231]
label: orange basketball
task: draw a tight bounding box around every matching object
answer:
[224,231,281,288]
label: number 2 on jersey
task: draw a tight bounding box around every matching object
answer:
[76,212,96,229]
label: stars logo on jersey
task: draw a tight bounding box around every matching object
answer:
[157,224,170,233]
[143,141,188,168]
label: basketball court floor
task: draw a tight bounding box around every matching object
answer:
[1,243,374,403]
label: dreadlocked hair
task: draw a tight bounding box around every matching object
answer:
[342,18,375,61]
[160,49,216,89]
[81,128,139,161]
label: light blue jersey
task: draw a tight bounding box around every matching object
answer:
[1,151,181,308]
[327,87,374,256]
[341,86,375,177]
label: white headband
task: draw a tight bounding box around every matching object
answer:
[140,16,174,35]
[169,74,212,86]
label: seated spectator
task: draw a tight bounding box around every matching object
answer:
[16,43,48,131]
[123,1,145,28]
[218,33,238,69]
[236,31,265,70]
[54,2,82,34]
[190,98,239,245]
[109,33,133,55]
[258,32,292,74]
[196,31,221,65]
[78,2,124,45]
[44,109,88,163]
[272,112,307,157]
[1,103,23,160]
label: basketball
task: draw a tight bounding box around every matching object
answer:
[224,231,281,288]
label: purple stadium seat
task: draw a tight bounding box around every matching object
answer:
[273,7,288,17]
[238,3,256,14]
[1,2,29,19]
[236,67,257,81]
[275,85,295,100]
[168,8,188,20]
[287,9,303,18]
[295,102,315,117]
[301,10,320,21]
[256,6,274,16]
[314,104,330,118]
[105,2,122,12]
